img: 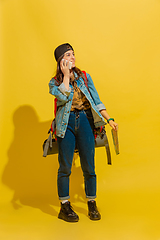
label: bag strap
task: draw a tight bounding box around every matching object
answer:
[54,98,57,117]
[82,71,88,88]
[95,126,112,165]
[43,132,52,157]
[103,134,111,165]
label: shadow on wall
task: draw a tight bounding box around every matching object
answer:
[2,105,86,217]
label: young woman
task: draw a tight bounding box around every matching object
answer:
[49,43,118,222]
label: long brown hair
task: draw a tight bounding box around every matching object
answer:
[54,54,86,85]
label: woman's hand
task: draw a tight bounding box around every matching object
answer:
[60,59,70,77]
[60,59,71,90]
[109,120,118,131]
[99,109,118,131]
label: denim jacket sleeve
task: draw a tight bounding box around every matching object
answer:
[86,73,106,111]
[49,78,71,105]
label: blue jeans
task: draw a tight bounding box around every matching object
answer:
[57,109,96,200]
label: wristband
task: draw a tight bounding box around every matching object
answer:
[107,118,114,123]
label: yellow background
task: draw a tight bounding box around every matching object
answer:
[1,0,160,239]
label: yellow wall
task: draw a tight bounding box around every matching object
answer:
[1,0,160,239]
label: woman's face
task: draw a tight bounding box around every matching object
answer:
[62,50,76,68]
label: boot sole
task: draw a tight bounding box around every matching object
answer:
[58,212,79,222]
[88,213,101,220]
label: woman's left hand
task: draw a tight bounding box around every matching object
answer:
[109,120,118,131]
[99,109,118,131]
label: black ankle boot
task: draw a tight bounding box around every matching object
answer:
[58,201,79,222]
[87,200,101,220]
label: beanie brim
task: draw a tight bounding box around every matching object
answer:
[54,43,74,61]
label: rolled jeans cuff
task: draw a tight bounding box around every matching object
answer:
[86,195,97,199]
[59,196,70,201]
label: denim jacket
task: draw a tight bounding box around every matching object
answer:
[49,72,106,138]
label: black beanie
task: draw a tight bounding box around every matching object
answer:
[54,43,74,61]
